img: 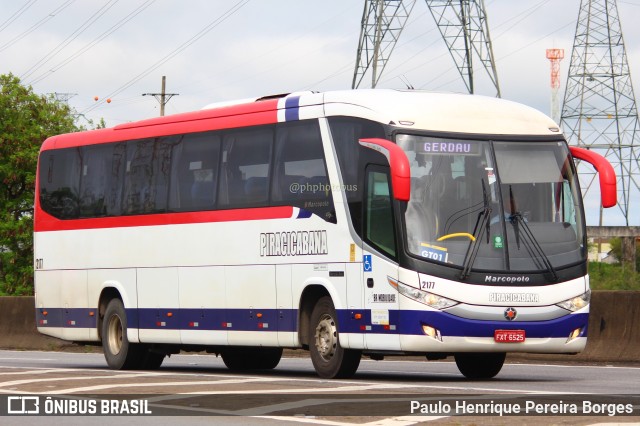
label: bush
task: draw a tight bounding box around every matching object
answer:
[588,261,640,290]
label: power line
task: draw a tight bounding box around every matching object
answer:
[173,1,358,96]
[0,0,75,53]
[81,0,251,116]
[21,0,120,81]
[0,0,38,34]
[29,0,156,85]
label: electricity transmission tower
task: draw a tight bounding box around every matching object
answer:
[49,92,77,104]
[352,0,500,97]
[352,0,416,89]
[560,0,640,225]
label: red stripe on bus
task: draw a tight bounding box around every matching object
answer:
[40,100,280,151]
[34,206,294,232]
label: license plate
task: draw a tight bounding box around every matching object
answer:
[494,329,525,343]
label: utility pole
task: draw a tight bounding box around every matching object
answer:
[143,76,179,116]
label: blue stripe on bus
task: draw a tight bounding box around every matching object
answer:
[337,309,589,338]
[284,96,300,121]
[296,208,312,219]
[36,306,588,338]
[36,307,97,328]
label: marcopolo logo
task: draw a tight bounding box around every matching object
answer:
[484,275,530,284]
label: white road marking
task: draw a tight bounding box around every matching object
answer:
[0,357,55,361]
[0,368,86,376]
[0,371,168,390]
[49,377,282,394]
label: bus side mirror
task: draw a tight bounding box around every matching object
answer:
[569,146,617,208]
[359,138,411,201]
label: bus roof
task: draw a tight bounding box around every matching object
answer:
[40,89,560,151]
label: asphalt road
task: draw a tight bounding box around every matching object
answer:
[0,350,639,425]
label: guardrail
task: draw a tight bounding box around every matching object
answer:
[1,293,638,362]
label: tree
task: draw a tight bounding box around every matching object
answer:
[0,74,80,295]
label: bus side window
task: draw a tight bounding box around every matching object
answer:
[219,127,273,209]
[272,120,336,223]
[79,144,117,218]
[39,148,82,219]
[169,132,220,212]
[364,168,396,258]
[123,138,176,215]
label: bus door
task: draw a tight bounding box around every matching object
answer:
[362,166,401,351]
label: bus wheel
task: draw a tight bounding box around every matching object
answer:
[309,296,361,379]
[221,347,283,370]
[454,352,506,379]
[102,298,144,370]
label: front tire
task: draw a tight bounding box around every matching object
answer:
[454,352,506,379]
[309,296,361,379]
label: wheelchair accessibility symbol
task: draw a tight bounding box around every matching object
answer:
[363,255,372,272]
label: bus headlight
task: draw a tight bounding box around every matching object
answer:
[388,277,459,310]
[555,290,591,312]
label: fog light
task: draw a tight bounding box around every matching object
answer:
[567,327,582,343]
[422,324,442,342]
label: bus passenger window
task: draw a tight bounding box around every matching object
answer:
[218,127,273,208]
[272,120,335,222]
[39,148,82,219]
[123,137,176,215]
[79,144,118,217]
[169,132,220,212]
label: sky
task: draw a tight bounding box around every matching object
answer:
[1,0,639,226]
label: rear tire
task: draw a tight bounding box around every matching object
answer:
[221,347,283,370]
[454,352,506,379]
[309,296,361,379]
[102,298,145,370]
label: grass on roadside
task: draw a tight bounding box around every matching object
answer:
[588,261,640,290]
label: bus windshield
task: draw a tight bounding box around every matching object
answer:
[397,134,585,274]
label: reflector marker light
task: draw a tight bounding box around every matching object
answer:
[567,327,582,343]
[422,324,443,342]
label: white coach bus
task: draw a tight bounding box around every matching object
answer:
[34,89,616,379]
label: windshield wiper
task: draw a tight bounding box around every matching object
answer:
[508,186,558,281]
[459,179,492,280]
